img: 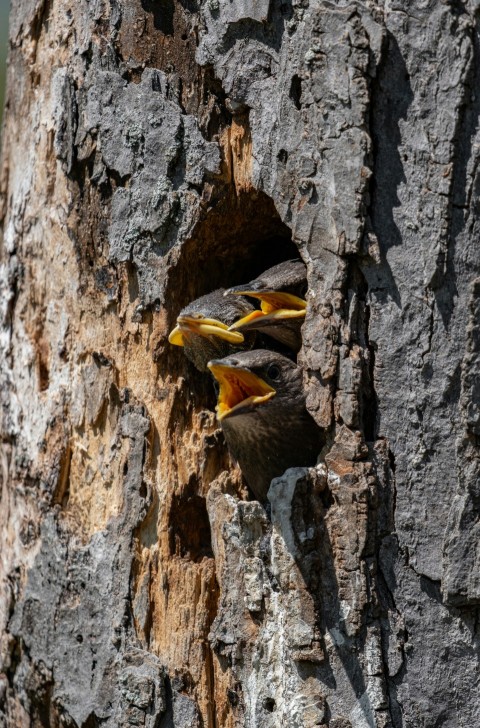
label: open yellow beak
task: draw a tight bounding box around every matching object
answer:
[228,292,306,331]
[207,362,276,421]
[168,316,245,347]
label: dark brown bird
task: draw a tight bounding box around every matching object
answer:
[168,289,256,372]
[208,349,322,502]
[225,259,307,352]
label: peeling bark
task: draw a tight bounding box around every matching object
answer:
[1,1,480,727]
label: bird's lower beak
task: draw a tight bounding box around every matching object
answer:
[168,316,245,347]
[228,291,306,332]
[207,362,276,421]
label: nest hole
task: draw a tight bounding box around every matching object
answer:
[162,189,298,398]
[162,189,299,488]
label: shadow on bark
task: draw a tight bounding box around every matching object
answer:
[288,474,378,726]
[369,32,413,308]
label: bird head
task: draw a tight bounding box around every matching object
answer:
[168,289,256,371]
[208,349,321,502]
[207,349,303,422]
[224,260,307,335]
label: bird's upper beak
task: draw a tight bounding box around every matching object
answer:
[207,360,276,421]
[226,290,306,332]
[168,316,245,347]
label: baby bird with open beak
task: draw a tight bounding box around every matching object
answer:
[225,259,307,352]
[208,349,322,502]
[168,289,257,372]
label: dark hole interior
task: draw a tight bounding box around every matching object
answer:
[263,697,276,712]
[289,74,302,110]
[168,475,214,562]
[164,189,297,320]
[141,0,174,35]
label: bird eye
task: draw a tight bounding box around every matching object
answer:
[267,364,281,381]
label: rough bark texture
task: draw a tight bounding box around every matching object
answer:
[1,1,480,726]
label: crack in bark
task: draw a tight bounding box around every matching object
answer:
[431,13,479,327]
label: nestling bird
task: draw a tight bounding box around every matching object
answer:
[225,259,308,352]
[168,288,257,372]
[208,349,322,502]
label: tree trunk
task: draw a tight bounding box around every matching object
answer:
[1,1,479,726]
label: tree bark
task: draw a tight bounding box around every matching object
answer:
[1,1,479,726]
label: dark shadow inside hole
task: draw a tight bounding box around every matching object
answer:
[168,475,214,561]
[263,697,276,712]
[289,74,302,110]
[141,0,174,35]
[165,189,297,318]
[38,350,50,392]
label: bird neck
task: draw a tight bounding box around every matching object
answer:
[221,407,320,503]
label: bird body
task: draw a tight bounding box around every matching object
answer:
[226,259,308,352]
[208,349,322,502]
[168,288,256,371]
